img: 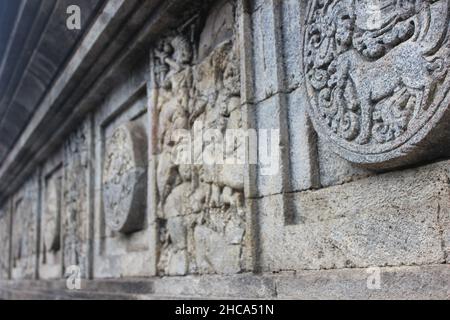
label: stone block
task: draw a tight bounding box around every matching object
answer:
[259,161,450,271]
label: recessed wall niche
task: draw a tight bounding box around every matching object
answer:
[94,90,153,278]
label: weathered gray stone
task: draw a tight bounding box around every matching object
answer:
[275,265,450,300]
[152,6,247,276]
[317,136,373,188]
[103,122,147,234]
[0,203,11,279]
[93,87,155,279]
[194,225,242,274]
[11,175,39,280]
[1,265,449,300]
[286,86,320,191]
[304,0,450,169]
[39,152,63,280]
[1,0,450,300]
[167,250,188,276]
[253,94,285,197]
[251,0,283,103]
[280,0,304,91]
[62,120,93,279]
[259,160,450,271]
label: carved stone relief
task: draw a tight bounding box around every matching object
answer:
[63,123,90,278]
[11,179,38,280]
[44,172,62,254]
[0,204,10,279]
[40,166,63,279]
[304,0,450,169]
[103,123,147,234]
[153,10,245,275]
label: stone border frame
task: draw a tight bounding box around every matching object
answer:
[93,75,157,277]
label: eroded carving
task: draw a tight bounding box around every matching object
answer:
[11,181,38,279]
[103,123,147,234]
[304,0,450,168]
[43,172,62,254]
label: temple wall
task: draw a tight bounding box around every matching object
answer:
[0,0,449,299]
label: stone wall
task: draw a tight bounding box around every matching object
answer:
[0,0,449,299]
[0,203,11,280]
[151,8,247,275]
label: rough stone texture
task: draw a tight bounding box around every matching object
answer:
[304,0,450,169]
[103,122,147,234]
[250,0,283,104]
[0,0,105,164]
[151,1,248,276]
[258,160,450,272]
[11,175,39,280]
[62,120,93,279]
[0,203,11,279]
[274,265,450,300]
[317,136,373,188]
[1,265,449,300]
[0,0,449,300]
[39,152,63,280]
[249,0,321,199]
[94,90,156,279]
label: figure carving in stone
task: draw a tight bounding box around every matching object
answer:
[0,206,10,278]
[153,21,246,275]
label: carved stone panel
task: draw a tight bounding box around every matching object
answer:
[11,178,39,280]
[39,164,63,279]
[103,123,147,234]
[304,0,450,169]
[0,203,11,279]
[94,92,152,279]
[44,173,62,253]
[62,121,91,278]
[152,2,246,276]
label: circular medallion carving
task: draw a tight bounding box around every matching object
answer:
[304,0,450,169]
[103,123,147,234]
